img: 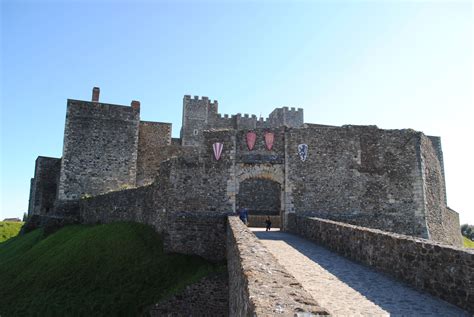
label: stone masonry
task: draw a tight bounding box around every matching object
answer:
[28,87,462,247]
[24,87,470,314]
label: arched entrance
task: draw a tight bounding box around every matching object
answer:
[236,177,281,228]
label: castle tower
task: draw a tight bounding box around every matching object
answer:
[57,88,141,200]
[180,95,218,146]
[268,107,304,128]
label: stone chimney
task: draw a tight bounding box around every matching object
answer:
[131,100,140,111]
[92,87,100,102]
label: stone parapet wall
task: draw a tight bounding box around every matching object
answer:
[288,214,474,313]
[226,216,329,316]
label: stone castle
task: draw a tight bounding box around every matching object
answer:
[28,87,462,245]
[25,87,473,315]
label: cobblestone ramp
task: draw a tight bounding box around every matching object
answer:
[252,229,470,317]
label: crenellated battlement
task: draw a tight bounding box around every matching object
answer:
[184,95,218,107]
[204,105,304,133]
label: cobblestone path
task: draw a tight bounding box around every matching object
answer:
[252,229,469,317]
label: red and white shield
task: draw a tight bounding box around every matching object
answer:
[212,142,223,160]
[246,131,256,151]
[264,132,274,150]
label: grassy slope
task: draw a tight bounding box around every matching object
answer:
[463,236,474,248]
[0,221,24,243]
[0,222,223,316]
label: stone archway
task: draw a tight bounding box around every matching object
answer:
[227,164,286,227]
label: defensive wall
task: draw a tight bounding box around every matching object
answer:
[157,126,461,245]
[28,89,462,246]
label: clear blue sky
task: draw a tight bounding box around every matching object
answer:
[1,0,472,224]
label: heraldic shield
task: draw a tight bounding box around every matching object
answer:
[213,142,223,160]
[298,144,308,161]
[264,132,274,150]
[246,131,256,151]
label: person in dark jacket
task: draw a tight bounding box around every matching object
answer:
[265,216,272,231]
[238,207,249,225]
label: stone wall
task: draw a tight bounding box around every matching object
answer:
[58,99,140,200]
[69,119,459,246]
[428,135,447,202]
[136,121,179,186]
[248,215,281,228]
[226,216,329,316]
[156,130,234,213]
[163,212,228,262]
[286,126,429,238]
[79,185,156,228]
[79,185,228,262]
[420,134,461,245]
[441,207,463,246]
[148,272,229,316]
[28,156,61,216]
[288,214,474,313]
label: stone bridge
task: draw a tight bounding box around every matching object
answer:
[253,229,468,316]
[36,202,473,315]
[152,212,473,315]
[224,216,472,316]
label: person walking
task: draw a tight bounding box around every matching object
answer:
[265,216,272,231]
[238,207,249,225]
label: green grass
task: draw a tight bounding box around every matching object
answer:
[463,236,474,248]
[0,222,224,316]
[0,221,24,243]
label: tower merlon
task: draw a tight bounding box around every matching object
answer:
[131,100,141,111]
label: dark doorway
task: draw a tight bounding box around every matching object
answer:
[237,177,281,216]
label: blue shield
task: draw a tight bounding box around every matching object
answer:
[298,144,308,161]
